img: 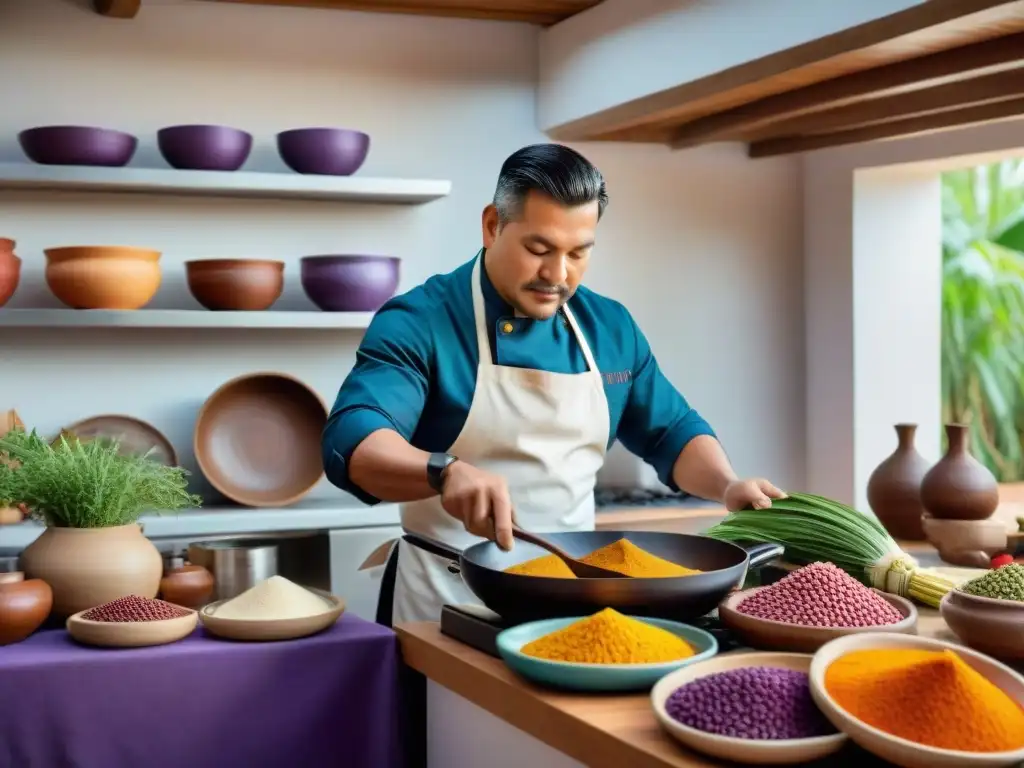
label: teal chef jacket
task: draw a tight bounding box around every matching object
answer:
[323,251,716,505]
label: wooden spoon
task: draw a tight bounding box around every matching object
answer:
[511,527,623,579]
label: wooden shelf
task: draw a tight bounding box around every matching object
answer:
[0,309,375,330]
[0,163,452,204]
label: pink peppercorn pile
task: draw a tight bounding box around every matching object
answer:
[736,562,903,628]
[81,595,192,623]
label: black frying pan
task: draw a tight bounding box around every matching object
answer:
[403,530,783,623]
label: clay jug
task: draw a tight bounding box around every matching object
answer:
[867,423,930,540]
[19,524,163,619]
[0,238,21,308]
[0,576,53,644]
[920,423,999,521]
[159,564,215,609]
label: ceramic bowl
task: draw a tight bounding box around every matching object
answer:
[718,586,918,653]
[809,632,1024,768]
[66,608,198,648]
[651,652,847,765]
[159,564,215,610]
[19,126,137,167]
[186,259,284,311]
[60,414,178,466]
[277,128,370,176]
[199,589,344,641]
[495,616,717,692]
[300,255,399,312]
[194,372,327,507]
[157,125,252,171]
[0,577,53,645]
[0,238,21,308]
[922,514,1010,567]
[44,245,161,310]
[940,589,1024,661]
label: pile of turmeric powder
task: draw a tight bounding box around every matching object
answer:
[504,538,702,579]
[825,648,1024,752]
[521,608,695,664]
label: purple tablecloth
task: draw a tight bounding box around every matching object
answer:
[0,615,402,768]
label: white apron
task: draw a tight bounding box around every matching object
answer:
[390,255,610,625]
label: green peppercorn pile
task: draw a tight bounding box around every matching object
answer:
[959,563,1024,602]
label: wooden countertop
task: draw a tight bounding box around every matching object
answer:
[396,612,955,768]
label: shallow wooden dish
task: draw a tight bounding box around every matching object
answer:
[809,633,1024,768]
[199,588,344,642]
[66,609,197,648]
[940,589,1024,661]
[718,586,917,653]
[651,652,847,765]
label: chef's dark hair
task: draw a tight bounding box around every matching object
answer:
[493,143,608,225]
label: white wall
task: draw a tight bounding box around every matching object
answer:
[804,117,1024,508]
[538,0,926,132]
[0,0,805,507]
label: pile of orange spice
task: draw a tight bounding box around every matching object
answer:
[825,648,1024,752]
[504,538,701,579]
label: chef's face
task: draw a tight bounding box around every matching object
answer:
[482,191,598,320]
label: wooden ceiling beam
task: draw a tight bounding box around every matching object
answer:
[747,68,1024,141]
[669,32,1024,149]
[92,0,141,18]
[748,96,1024,158]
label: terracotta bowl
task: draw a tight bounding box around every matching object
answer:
[922,514,1010,567]
[0,237,21,308]
[194,372,327,507]
[718,586,918,653]
[44,246,161,310]
[809,632,1024,768]
[0,578,53,645]
[186,259,284,311]
[159,564,215,609]
[940,589,1024,661]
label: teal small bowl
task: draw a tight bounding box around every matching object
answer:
[496,616,719,692]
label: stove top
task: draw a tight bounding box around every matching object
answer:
[439,604,748,658]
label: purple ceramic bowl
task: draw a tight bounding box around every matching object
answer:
[157,125,253,171]
[18,126,138,167]
[300,255,399,312]
[277,128,370,176]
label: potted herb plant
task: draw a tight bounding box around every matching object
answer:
[0,428,201,618]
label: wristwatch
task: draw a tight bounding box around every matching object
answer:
[427,453,459,493]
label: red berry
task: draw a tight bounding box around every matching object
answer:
[991,554,1014,569]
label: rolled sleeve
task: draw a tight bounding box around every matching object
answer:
[322,295,432,504]
[614,309,716,491]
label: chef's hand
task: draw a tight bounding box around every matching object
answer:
[724,478,786,512]
[441,461,515,551]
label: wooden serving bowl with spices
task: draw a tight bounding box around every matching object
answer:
[809,633,1024,768]
[940,589,1024,661]
[718,586,918,653]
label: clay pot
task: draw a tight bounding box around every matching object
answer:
[866,423,930,540]
[0,577,53,645]
[0,237,21,308]
[185,259,284,311]
[44,245,162,310]
[920,423,999,521]
[19,524,163,619]
[159,564,214,609]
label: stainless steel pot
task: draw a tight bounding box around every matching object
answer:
[188,539,279,601]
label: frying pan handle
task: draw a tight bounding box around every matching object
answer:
[742,542,785,568]
[401,532,462,563]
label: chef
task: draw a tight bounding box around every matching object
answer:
[322,143,785,628]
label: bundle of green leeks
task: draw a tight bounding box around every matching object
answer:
[704,492,956,607]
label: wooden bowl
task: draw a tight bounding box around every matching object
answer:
[199,589,344,642]
[651,652,847,764]
[718,586,917,653]
[0,577,53,645]
[940,589,1024,661]
[185,259,284,311]
[809,633,1024,768]
[922,514,1010,567]
[44,245,161,310]
[66,609,197,648]
[159,564,215,609]
[194,372,327,507]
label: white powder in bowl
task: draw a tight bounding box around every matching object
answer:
[214,575,332,620]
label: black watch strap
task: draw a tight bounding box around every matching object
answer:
[427,453,458,493]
